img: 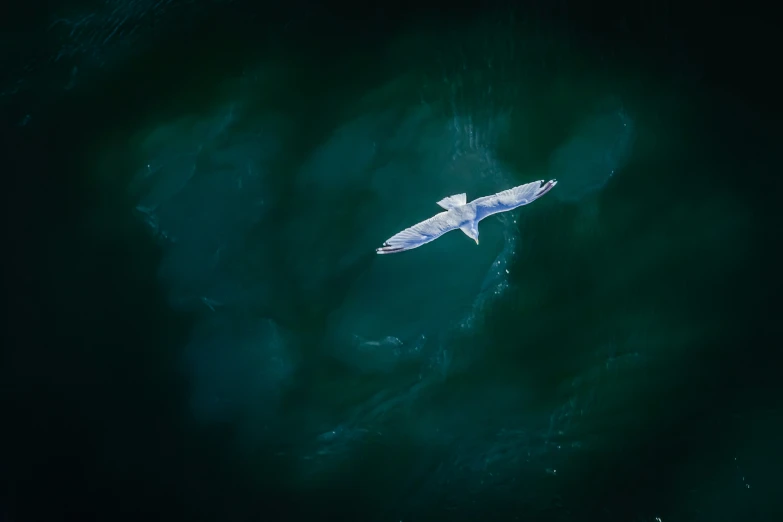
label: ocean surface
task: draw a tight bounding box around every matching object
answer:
[3,2,780,521]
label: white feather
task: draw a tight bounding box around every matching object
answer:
[376,179,557,254]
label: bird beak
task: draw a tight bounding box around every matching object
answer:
[475,239,479,245]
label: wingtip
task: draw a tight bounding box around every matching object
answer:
[376,244,405,254]
[533,179,558,199]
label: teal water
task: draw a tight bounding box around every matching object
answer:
[3,5,779,522]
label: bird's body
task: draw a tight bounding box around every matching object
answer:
[376,179,557,254]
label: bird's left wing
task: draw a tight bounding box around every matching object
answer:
[473,179,557,221]
[376,212,459,254]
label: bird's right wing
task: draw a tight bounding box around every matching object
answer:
[473,179,557,220]
[376,212,459,254]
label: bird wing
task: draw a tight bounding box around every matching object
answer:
[376,212,459,254]
[473,179,557,221]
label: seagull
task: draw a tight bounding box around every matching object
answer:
[376,179,557,254]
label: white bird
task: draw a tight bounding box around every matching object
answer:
[376,179,557,254]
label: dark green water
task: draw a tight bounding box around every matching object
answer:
[3,4,780,522]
